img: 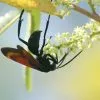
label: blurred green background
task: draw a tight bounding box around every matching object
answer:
[0,2,100,100]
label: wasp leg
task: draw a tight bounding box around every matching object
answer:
[40,15,50,55]
[56,52,69,68]
[18,10,28,46]
[56,51,82,69]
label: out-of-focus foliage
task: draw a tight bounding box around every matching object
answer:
[0,10,20,34]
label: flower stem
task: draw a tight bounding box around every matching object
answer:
[88,0,97,14]
[72,4,100,22]
[25,9,40,91]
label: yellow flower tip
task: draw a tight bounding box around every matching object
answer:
[16,0,38,10]
[0,0,38,10]
[28,1,38,8]
[0,0,56,15]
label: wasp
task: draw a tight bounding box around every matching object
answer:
[1,10,82,72]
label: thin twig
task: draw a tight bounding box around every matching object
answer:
[72,4,100,22]
[88,0,97,14]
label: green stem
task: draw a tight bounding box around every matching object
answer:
[88,0,97,14]
[25,9,40,91]
[90,31,100,38]
[25,67,32,91]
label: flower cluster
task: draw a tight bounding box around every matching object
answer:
[54,0,81,17]
[43,19,100,56]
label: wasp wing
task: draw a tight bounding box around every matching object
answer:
[28,31,42,55]
[1,45,40,69]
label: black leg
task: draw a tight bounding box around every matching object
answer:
[56,52,69,68]
[18,10,28,46]
[58,51,69,63]
[56,50,82,69]
[40,15,50,55]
